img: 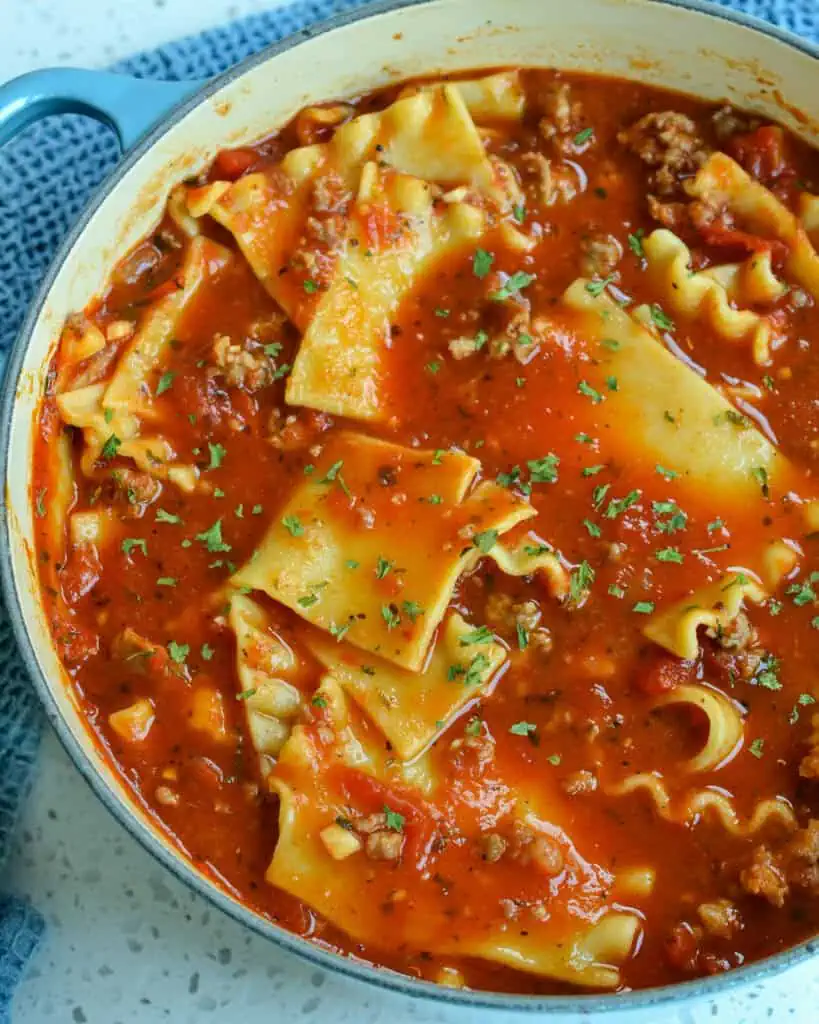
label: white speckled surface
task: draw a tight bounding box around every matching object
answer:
[1,1,816,1020]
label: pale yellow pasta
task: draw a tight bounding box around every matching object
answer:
[563,280,790,500]
[228,592,304,773]
[643,229,776,364]
[607,772,796,836]
[399,71,526,123]
[651,683,744,773]
[701,249,788,306]
[642,573,766,661]
[232,433,534,671]
[286,165,487,421]
[306,611,506,760]
[687,152,819,299]
[487,536,570,599]
[267,677,639,990]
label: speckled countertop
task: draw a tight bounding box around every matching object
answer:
[2,1,818,1020]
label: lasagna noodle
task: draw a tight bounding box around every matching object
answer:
[286,166,488,421]
[687,151,819,299]
[267,678,639,989]
[562,280,793,501]
[398,70,526,123]
[607,772,796,836]
[642,573,766,660]
[228,593,304,772]
[232,432,534,671]
[306,611,507,760]
[650,683,744,773]
[55,237,231,489]
[642,229,777,365]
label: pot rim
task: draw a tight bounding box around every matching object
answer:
[3,0,819,1011]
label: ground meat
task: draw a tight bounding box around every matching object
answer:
[101,468,161,515]
[739,844,789,907]
[712,104,756,143]
[521,152,553,205]
[696,898,741,939]
[480,833,507,863]
[580,232,622,277]
[520,151,579,205]
[210,333,279,392]
[560,769,598,796]
[782,819,819,891]
[267,407,332,451]
[618,111,708,196]
[484,594,550,652]
[536,82,584,155]
[800,736,819,780]
[707,611,758,652]
[365,831,404,861]
[664,922,701,973]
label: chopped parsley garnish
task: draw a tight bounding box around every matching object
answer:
[432,449,446,465]
[574,126,594,145]
[434,307,450,318]
[282,515,304,537]
[156,508,182,524]
[512,203,526,224]
[528,453,560,484]
[320,459,351,496]
[375,556,394,579]
[592,483,611,510]
[237,688,258,701]
[769,599,783,616]
[383,806,405,832]
[207,442,226,469]
[655,464,677,481]
[201,643,215,661]
[473,529,498,554]
[303,278,319,293]
[578,380,603,403]
[195,519,231,553]
[628,229,645,260]
[787,574,819,606]
[167,641,189,664]
[460,625,494,647]
[570,561,595,603]
[473,248,494,279]
[381,604,401,630]
[465,716,483,737]
[100,434,122,462]
[402,600,424,622]
[608,583,625,598]
[329,622,351,642]
[252,504,263,515]
[272,363,291,380]
[488,270,535,301]
[653,500,687,534]
[298,593,319,608]
[656,547,683,564]
[156,371,175,396]
[157,577,177,587]
[546,753,562,766]
[575,433,594,445]
[264,343,282,357]
[509,721,537,737]
[425,361,441,374]
[748,738,765,758]
[650,304,674,331]
[707,518,724,533]
[35,489,46,518]
[604,490,641,519]
[582,464,605,477]
[583,518,602,538]
[311,694,327,708]
[464,653,490,686]
[516,622,528,651]
[751,465,770,497]
[755,654,782,691]
[762,374,775,391]
[789,693,816,724]
[606,375,619,391]
[585,274,615,298]
[121,537,147,557]
[632,601,655,614]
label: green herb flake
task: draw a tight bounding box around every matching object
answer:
[465,716,483,737]
[628,229,645,260]
[473,248,494,279]
[749,738,765,759]
[35,489,47,518]
[546,753,562,766]
[168,641,189,665]
[460,625,494,647]
[252,504,263,515]
[100,434,122,462]
[195,519,231,553]
[509,721,537,737]
[311,694,327,708]
[329,622,351,642]
[384,806,405,831]
[578,380,603,404]
[751,465,770,497]
[298,594,319,608]
[282,515,304,537]
[208,442,227,470]
[303,278,319,294]
[574,126,594,145]
[585,274,615,298]
[789,693,816,724]
[516,622,528,651]
[707,518,724,533]
[425,361,441,374]
[604,489,641,520]
[156,371,175,396]
[264,342,282,357]
[570,561,596,603]
[473,528,498,554]
[157,577,177,587]
[608,583,625,598]
[402,600,424,622]
[512,203,526,224]
[381,604,401,630]
[121,537,147,557]
[156,508,182,524]
[489,271,535,301]
[582,464,605,477]
[528,453,560,484]
[632,601,655,614]
[650,304,675,331]
[375,556,394,580]
[583,518,601,538]
[656,547,684,564]
[201,643,215,661]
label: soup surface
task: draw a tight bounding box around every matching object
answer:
[33,67,819,993]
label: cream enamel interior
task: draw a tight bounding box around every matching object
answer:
[5,0,819,1001]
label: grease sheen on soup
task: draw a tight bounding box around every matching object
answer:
[32,67,819,993]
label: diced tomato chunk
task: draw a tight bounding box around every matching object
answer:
[633,649,695,696]
[214,147,257,181]
[728,125,790,185]
[698,222,789,266]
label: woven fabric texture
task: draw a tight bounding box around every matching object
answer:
[0,0,818,1018]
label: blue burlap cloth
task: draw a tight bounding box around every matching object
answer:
[0,0,817,1017]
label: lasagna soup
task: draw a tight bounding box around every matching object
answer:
[33,68,819,993]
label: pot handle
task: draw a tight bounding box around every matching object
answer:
[0,68,204,152]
